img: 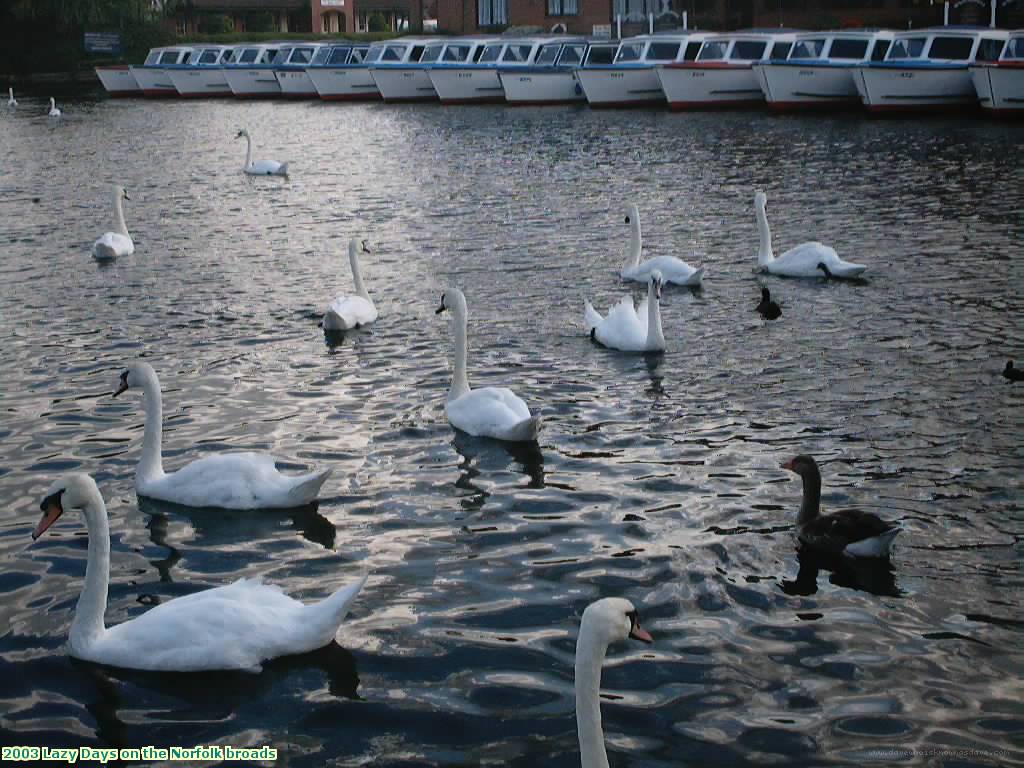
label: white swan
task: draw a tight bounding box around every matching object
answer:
[324,238,377,331]
[436,287,541,442]
[113,362,331,509]
[91,185,134,261]
[620,203,704,287]
[7,87,16,107]
[31,474,366,673]
[754,191,866,279]
[584,271,666,353]
[48,97,61,117]
[236,128,288,176]
[576,597,653,768]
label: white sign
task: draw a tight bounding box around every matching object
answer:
[592,24,611,38]
[322,0,345,6]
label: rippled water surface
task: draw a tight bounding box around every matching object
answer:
[1,92,1022,767]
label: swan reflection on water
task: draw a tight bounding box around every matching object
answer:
[782,547,900,598]
[451,430,545,504]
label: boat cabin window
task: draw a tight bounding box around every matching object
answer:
[828,38,868,59]
[261,49,279,64]
[239,48,260,64]
[420,44,444,63]
[614,43,644,63]
[289,47,315,64]
[223,49,238,64]
[409,45,426,61]
[870,40,890,61]
[1008,38,1024,59]
[731,40,767,60]
[536,44,561,65]
[584,45,616,65]
[144,51,160,65]
[683,41,702,60]
[328,47,353,65]
[501,44,534,63]
[888,37,926,59]
[557,44,586,65]
[351,48,368,63]
[790,38,826,59]
[770,42,792,59]
[312,47,331,65]
[976,37,1005,62]
[480,44,504,63]
[443,44,472,62]
[365,47,384,63]
[697,40,728,60]
[158,51,181,65]
[927,36,974,61]
[645,42,681,61]
[271,48,291,64]
[381,45,406,62]
[199,49,220,64]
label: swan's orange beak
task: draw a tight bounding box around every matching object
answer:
[33,493,64,540]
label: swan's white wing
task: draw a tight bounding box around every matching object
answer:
[769,242,836,277]
[447,387,533,438]
[246,159,287,175]
[583,300,604,332]
[593,296,647,351]
[625,255,703,286]
[92,232,134,259]
[324,295,377,330]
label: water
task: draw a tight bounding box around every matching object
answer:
[0,93,1022,767]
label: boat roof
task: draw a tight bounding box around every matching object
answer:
[617,32,711,42]
[896,26,1009,35]
[793,29,894,38]
[702,30,800,40]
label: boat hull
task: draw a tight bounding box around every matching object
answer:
[224,67,282,98]
[755,63,861,111]
[657,64,765,109]
[166,68,232,98]
[129,66,179,98]
[429,68,505,104]
[576,67,665,107]
[307,67,381,100]
[95,65,141,96]
[970,63,1024,117]
[276,69,319,98]
[853,65,978,114]
[499,70,585,104]
[371,67,438,102]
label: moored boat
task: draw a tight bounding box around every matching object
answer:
[223,43,285,98]
[95,65,141,97]
[970,29,1024,117]
[854,26,1008,114]
[129,46,193,97]
[576,32,710,108]
[499,38,590,105]
[306,42,377,101]
[656,30,797,109]
[370,38,446,102]
[166,45,234,98]
[754,30,894,111]
[427,38,519,104]
[274,43,326,98]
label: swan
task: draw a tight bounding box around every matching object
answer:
[584,271,666,353]
[436,287,541,442]
[754,191,866,279]
[236,129,288,176]
[620,203,704,287]
[575,597,653,768]
[113,362,331,509]
[323,239,377,331]
[48,97,61,117]
[7,87,16,107]
[755,286,781,320]
[782,455,900,558]
[31,474,366,673]
[91,185,134,261]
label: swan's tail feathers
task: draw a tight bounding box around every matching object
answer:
[306,574,368,642]
[682,267,704,287]
[833,261,867,278]
[844,527,900,558]
[584,301,603,332]
[288,467,332,506]
[503,415,542,443]
[277,162,289,176]
[92,243,117,261]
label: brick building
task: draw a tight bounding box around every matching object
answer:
[169,0,312,35]
[312,0,424,32]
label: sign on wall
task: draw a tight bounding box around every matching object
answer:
[84,32,122,54]
[592,24,611,38]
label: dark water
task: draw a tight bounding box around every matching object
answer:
[0,92,1022,767]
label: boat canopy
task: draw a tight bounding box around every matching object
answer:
[696,34,793,63]
[613,34,707,64]
[885,28,1008,62]
[786,31,894,62]
[310,44,369,66]
[144,47,192,66]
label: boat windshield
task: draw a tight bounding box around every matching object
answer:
[683,40,703,60]
[770,41,792,59]
[870,39,890,60]
[420,44,444,63]
[828,38,868,59]
[479,44,504,63]
[927,36,974,60]
[271,48,291,64]
[584,45,616,65]
[260,49,279,64]
[645,41,681,61]
[697,40,729,60]
[887,37,926,59]
[730,40,767,60]
[158,51,182,65]
[144,51,160,65]
[976,37,1004,62]
[238,48,260,64]
[198,49,221,64]
[365,47,384,63]
[1008,37,1024,59]
[443,44,472,62]
[557,43,586,65]
[614,43,644,63]
[535,44,560,65]
[351,47,368,63]
[380,45,407,62]
[501,44,534,63]
[287,47,315,64]
[328,47,353,65]
[790,38,826,59]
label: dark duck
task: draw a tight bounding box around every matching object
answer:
[782,455,900,558]
[756,287,781,320]
[1003,360,1024,382]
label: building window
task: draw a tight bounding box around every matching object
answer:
[547,0,578,16]
[478,0,508,26]
[175,18,186,35]
[612,0,658,20]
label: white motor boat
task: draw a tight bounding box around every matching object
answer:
[166,45,234,98]
[130,46,193,98]
[656,30,797,109]
[970,29,1024,117]
[754,30,894,111]
[223,43,285,98]
[854,27,1008,114]
[427,38,517,104]
[306,43,377,101]
[274,43,326,98]
[95,65,141,97]
[370,38,446,102]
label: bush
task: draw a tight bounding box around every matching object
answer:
[368,12,388,32]
[201,13,233,34]
[247,11,275,33]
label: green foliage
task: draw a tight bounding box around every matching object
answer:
[201,13,233,35]
[180,31,398,45]
[246,11,275,33]
[368,12,388,32]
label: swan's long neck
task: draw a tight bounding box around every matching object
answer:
[113,192,128,237]
[797,470,821,525]
[646,283,664,350]
[137,369,165,484]
[575,627,611,768]
[449,305,471,402]
[69,485,110,653]
[756,203,774,267]
[243,134,252,169]
[623,211,642,271]
[349,243,368,299]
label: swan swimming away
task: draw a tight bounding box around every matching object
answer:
[754,191,866,279]
[576,598,653,768]
[236,128,288,176]
[584,271,666,353]
[113,362,331,509]
[324,239,377,331]
[436,287,541,442]
[620,203,704,287]
[48,97,61,117]
[91,185,134,261]
[31,474,366,673]
[7,87,15,107]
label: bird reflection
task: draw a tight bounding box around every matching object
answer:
[138,496,337,552]
[74,641,359,744]
[322,325,372,352]
[451,431,545,511]
[782,547,901,598]
[643,352,665,397]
